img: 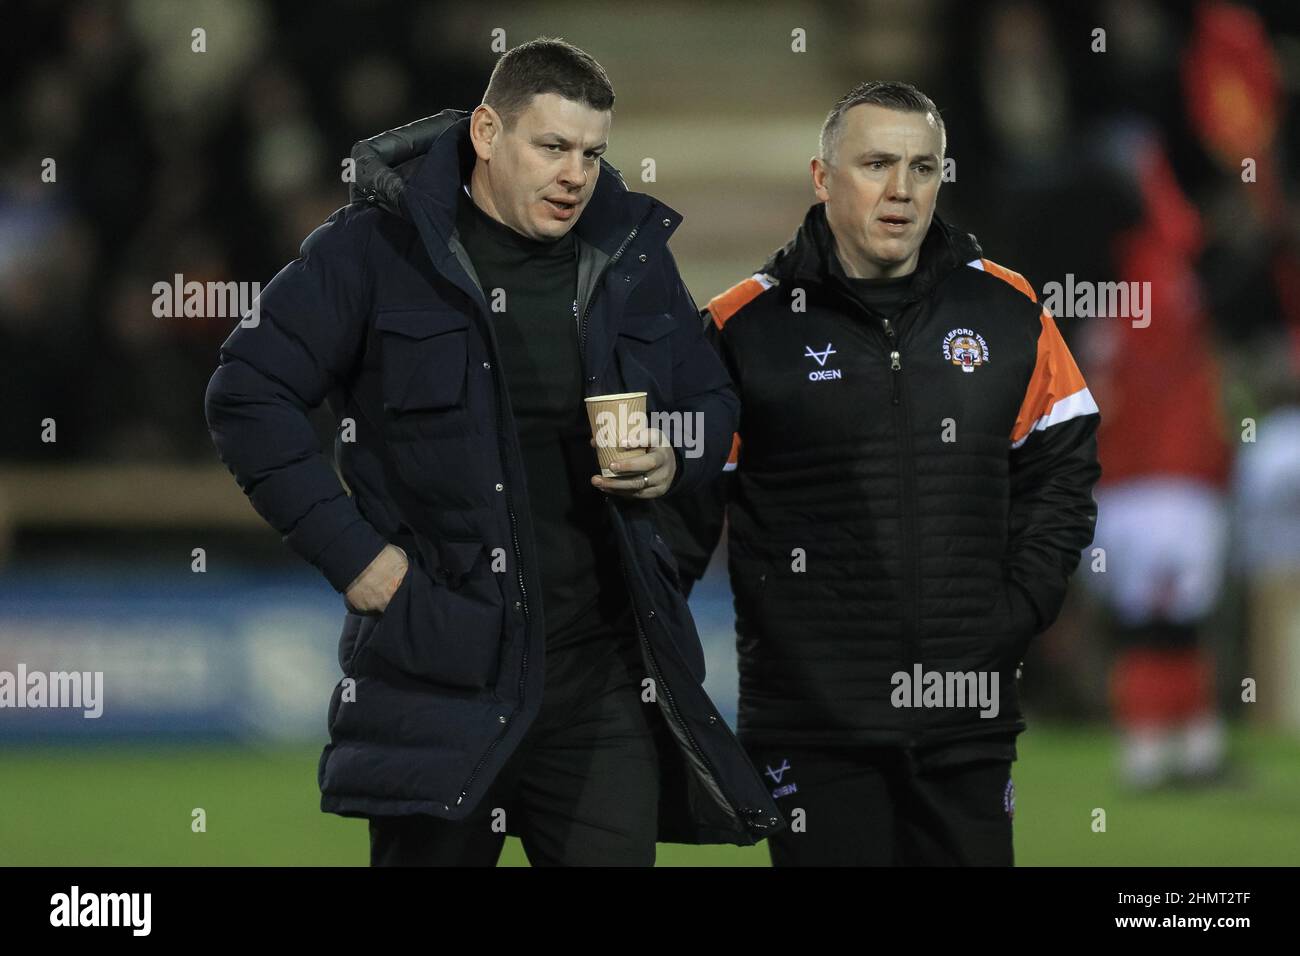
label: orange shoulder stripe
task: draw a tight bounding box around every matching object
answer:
[976,258,1037,303]
[706,274,774,330]
[723,432,741,471]
[1011,308,1097,447]
[705,275,771,471]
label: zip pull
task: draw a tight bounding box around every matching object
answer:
[890,350,902,405]
[890,350,901,371]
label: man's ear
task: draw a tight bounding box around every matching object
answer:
[811,156,831,202]
[469,104,502,161]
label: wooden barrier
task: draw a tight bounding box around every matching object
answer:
[0,464,264,562]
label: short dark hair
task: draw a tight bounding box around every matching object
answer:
[483,37,615,129]
[819,80,945,163]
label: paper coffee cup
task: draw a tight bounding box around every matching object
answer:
[585,392,649,477]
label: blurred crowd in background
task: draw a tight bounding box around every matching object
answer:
[1,0,491,460]
[2,0,1299,783]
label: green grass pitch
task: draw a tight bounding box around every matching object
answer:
[3,723,1297,865]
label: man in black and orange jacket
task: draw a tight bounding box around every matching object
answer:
[659,81,1101,865]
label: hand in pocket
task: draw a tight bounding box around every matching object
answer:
[344,544,409,615]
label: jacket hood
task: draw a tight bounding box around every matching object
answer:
[760,202,984,303]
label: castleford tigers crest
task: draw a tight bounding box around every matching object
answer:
[942,327,989,373]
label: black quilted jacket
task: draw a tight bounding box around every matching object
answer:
[660,203,1101,762]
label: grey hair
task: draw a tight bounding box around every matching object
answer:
[818,80,946,164]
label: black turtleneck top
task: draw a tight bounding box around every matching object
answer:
[454,188,629,655]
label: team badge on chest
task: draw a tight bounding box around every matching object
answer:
[942,328,989,373]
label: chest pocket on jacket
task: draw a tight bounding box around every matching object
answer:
[375,307,469,413]
[615,311,675,404]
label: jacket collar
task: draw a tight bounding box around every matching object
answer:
[369,112,683,384]
[393,112,676,261]
[760,201,983,304]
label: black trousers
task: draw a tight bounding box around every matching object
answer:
[745,743,1016,866]
[368,630,659,866]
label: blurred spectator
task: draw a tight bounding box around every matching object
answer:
[1232,366,1300,732]
[1081,129,1233,790]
